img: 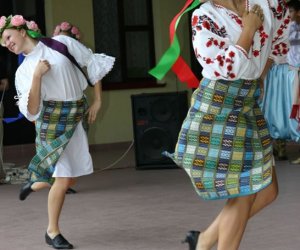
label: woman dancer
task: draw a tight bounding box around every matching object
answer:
[0,15,114,249]
[156,0,290,249]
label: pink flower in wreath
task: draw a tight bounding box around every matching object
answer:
[60,22,71,31]
[26,21,39,31]
[11,15,26,26]
[0,16,7,29]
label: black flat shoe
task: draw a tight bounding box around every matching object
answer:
[182,230,200,250]
[66,188,77,194]
[45,232,73,249]
[19,182,34,201]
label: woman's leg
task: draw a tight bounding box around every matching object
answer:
[47,177,73,237]
[31,178,76,192]
[31,182,51,191]
[197,166,278,250]
[217,194,256,250]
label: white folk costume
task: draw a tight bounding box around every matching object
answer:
[261,19,300,142]
[15,35,115,183]
[167,0,290,200]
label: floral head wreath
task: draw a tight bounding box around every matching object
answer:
[0,15,42,44]
[53,21,81,40]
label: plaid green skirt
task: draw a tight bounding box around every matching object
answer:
[28,97,88,184]
[169,78,273,200]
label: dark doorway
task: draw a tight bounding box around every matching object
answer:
[1,0,45,145]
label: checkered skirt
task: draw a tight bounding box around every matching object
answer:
[172,78,273,200]
[29,97,88,184]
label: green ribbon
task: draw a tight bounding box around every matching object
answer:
[27,30,43,39]
[149,0,201,80]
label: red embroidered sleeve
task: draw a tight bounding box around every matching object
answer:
[270,0,291,59]
[192,13,250,79]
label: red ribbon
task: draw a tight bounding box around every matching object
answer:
[170,0,199,88]
[148,0,200,88]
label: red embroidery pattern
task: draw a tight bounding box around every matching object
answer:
[229,13,242,26]
[192,15,227,38]
[272,16,290,45]
[252,26,269,57]
[211,50,236,79]
[270,0,287,20]
[192,14,238,79]
[272,42,289,57]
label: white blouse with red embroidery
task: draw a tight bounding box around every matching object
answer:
[191,0,290,80]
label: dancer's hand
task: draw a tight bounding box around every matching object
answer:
[86,99,101,124]
[34,59,51,78]
[242,4,264,33]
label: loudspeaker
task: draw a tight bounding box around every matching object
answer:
[131,91,189,169]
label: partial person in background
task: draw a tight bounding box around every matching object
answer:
[287,0,300,164]
[0,50,9,182]
[0,14,114,249]
[261,0,300,162]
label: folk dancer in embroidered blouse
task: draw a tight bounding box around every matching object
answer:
[166,1,290,250]
[0,15,115,249]
[287,0,300,164]
[261,0,300,161]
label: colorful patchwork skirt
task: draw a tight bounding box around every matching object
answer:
[28,97,88,184]
[169,78,273,200]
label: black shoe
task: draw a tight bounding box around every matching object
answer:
[45,232,73,249]
[19,182,34,201]
[66,188,77,194]
[182,230,200,250]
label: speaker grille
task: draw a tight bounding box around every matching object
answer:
[131,91,188,169]
[140,127,172,161]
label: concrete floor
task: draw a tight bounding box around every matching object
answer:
[0,142,299,250]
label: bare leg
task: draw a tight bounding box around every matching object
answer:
[31,178,76,192]
[47,177,73,237]
[216,194,255,250]
[31,181,51,191]
[197,166,278,250]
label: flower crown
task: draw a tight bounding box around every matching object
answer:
[53,21,81,40]
[0,15,41,42]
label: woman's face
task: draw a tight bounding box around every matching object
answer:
[1,29,25,54]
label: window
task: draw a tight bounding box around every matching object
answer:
[93,0,160,90]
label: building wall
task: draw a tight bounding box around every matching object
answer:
[44,0,194,145]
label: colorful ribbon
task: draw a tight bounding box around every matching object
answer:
[149,0,202,88]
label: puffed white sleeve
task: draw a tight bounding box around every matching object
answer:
[268,0,290,64]
[192,8,255,80]
[15,68,41,121]
[53,35,115,85]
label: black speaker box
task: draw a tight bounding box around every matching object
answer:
[131,91,189,169]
